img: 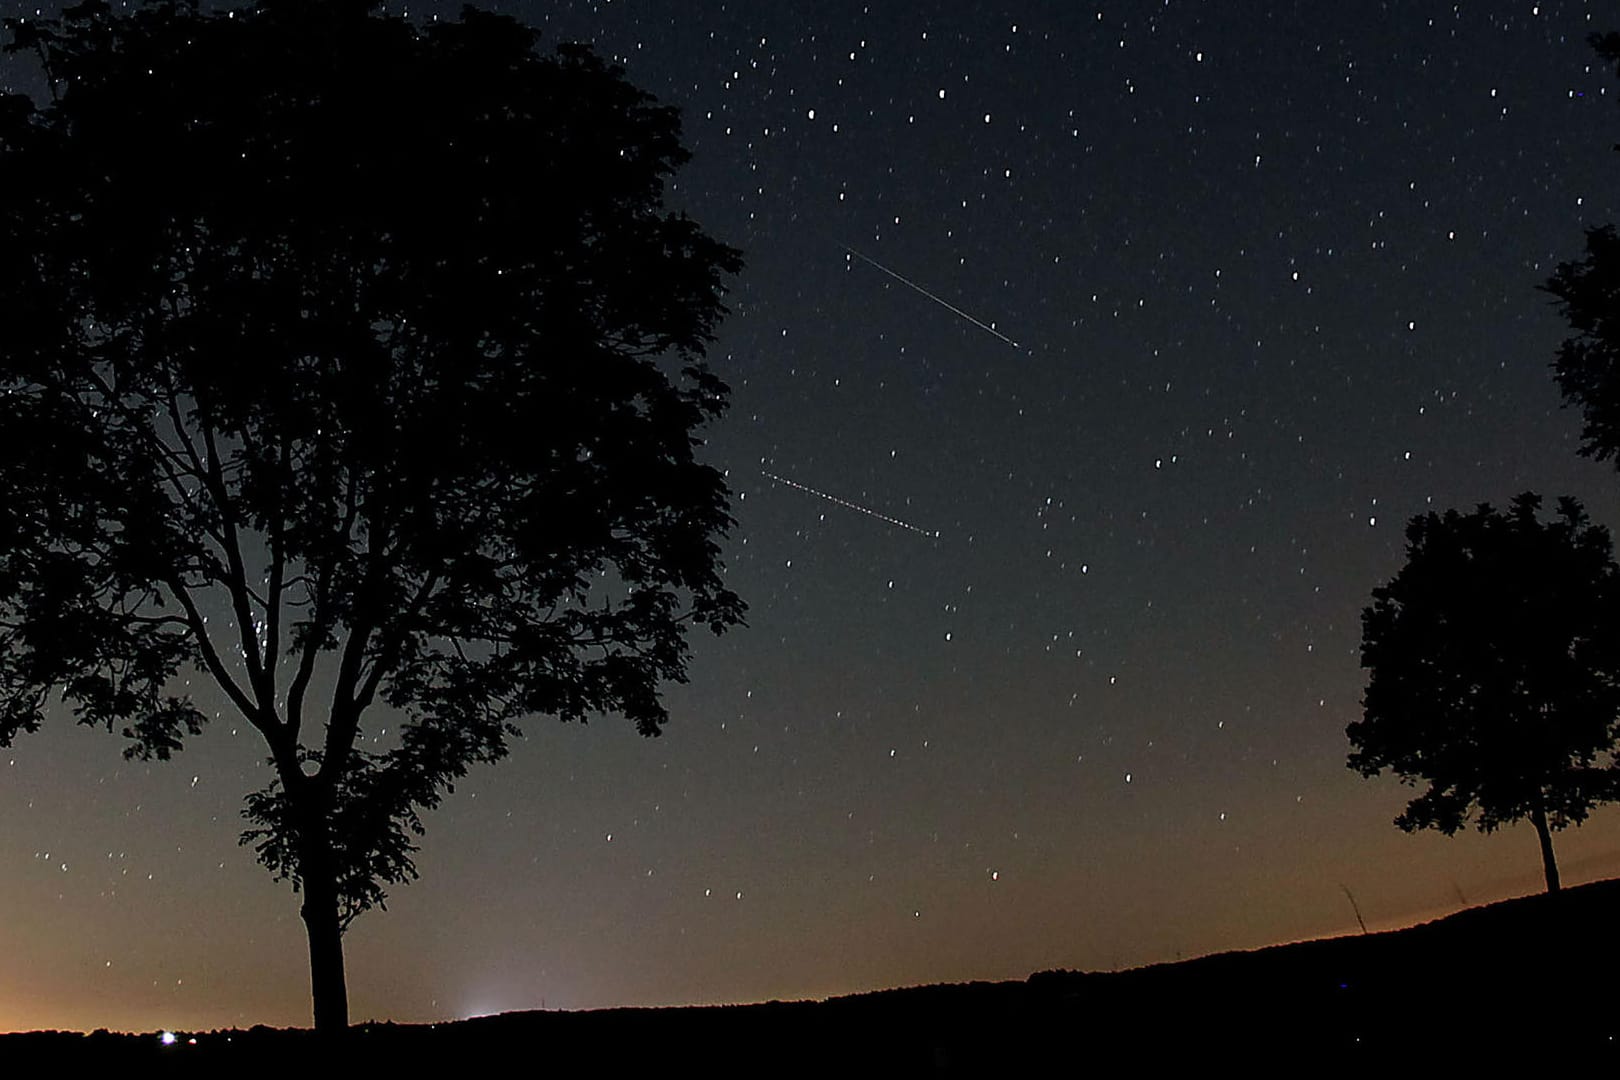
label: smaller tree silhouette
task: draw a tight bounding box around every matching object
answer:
[1348,493,1620,893]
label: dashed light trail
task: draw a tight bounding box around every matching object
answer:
[759,470,941,538]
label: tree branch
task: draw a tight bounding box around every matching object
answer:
[261,433,291,707]
[315,485,390,784]
[285,463,362,744]
[197,403,274,716]
[354,569,441,712]
[78,366,220,549]
[321,618,376,788]
[163,575,268,734]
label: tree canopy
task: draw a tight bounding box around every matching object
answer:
[1544,31,1620,461]
[1348,493,1620,892]
[0,0,743,1030]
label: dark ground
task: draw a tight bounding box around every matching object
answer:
[7,877,1619,1071]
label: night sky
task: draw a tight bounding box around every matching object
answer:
[3,0,1620,1034]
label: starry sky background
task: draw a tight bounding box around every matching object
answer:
[3,0,1620,1033]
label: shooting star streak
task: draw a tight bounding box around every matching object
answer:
[760,470,941,538]
[843,245,1022,349]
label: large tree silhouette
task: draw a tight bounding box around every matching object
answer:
[0,0,744,1032]
[1544,31,1620,458]
[1349,494,1620,893]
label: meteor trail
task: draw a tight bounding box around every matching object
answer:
[760,470,941,538]
[842,245,1022,349]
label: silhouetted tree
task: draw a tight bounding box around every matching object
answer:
[0,0,744,1032]
[1544,31,1620,459]
[1349,494,1620,892]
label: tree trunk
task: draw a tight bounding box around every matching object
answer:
[298,830,350,1033]
[1529,805,1561,894]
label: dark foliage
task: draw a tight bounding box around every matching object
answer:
[0,0,743,1026]
[1348,493,1620,889]
[1543,32,1620,462]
